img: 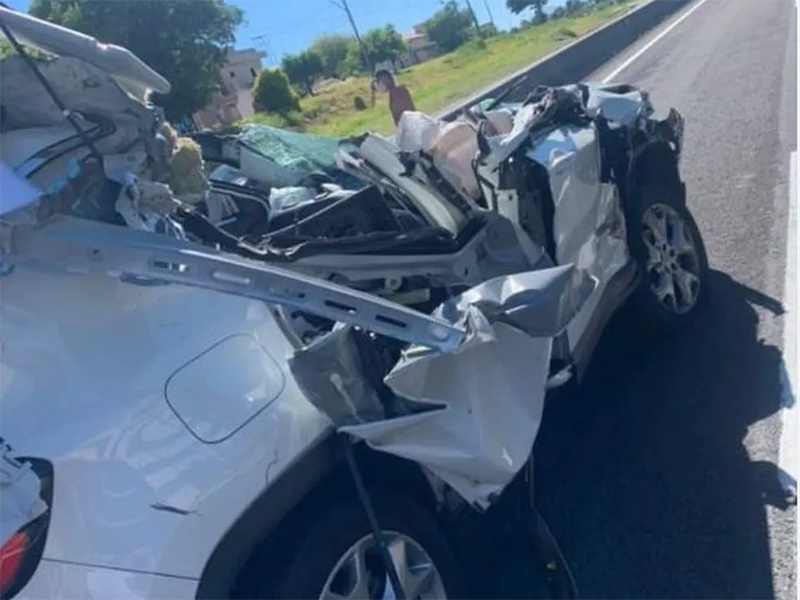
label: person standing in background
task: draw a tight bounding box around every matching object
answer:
[374,69,416,126]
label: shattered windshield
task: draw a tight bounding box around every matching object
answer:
[236,124,362,189]
[239,125,341,173]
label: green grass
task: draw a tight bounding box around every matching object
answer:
[249,0,639,137]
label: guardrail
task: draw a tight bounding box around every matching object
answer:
[438,0,693,120]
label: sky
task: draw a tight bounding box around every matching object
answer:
[230,0,529,66]
[6,0,549,67]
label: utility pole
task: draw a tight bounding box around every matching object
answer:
[483,0,497,30]
[465,0,484,40]
[329,0,376,106]
[330,0,372,74]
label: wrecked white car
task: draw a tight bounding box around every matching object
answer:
[0,7,708,600]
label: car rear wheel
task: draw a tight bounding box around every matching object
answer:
[628,184,709,335]
[269,493,464,600]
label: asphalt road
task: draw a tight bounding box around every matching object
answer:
[484,1,798,598]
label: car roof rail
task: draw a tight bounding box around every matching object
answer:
[1,216,466,353]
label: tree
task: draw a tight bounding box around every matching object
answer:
[308,34,355,79]
[342,43,366,76]
[422,1,474,53]
[28,0,244,121]
[480,22,499,37]
[281,50,324,96]
[362,25,407,70]
[253,68,299,114]
[564,0,587,15]
[506,0,549,23]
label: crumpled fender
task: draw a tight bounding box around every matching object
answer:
[289,264,596,508]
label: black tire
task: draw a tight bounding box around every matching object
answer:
[627,184,709,336]
[266,492,465,600]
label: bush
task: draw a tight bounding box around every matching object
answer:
[353,96,367,111]
[422,0,473,52]
[253,69,300,114]
[282,50,324,96]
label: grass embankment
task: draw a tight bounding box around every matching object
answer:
[249,0,639,137]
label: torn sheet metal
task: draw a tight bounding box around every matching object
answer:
[433,263,597,338]
[583,83,652,127]
[289,264,594,507]
[526,125,629,349]
[526,124,626,267]
[482,101,542,171]
[351,311,550,508]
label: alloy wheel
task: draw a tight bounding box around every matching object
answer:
[319,531,447,600]
[641,202,703,315]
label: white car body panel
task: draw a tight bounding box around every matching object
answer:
[165,333,288,443]
[525,124,629,351]
[1,231,580,584]
[0,125,81,171]
[342,323,552,506]
[290,265,594,508]
[1,265,331,581]
[16,559,197,600]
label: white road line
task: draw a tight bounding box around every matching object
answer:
[601,0,713,83]
[778,150,798,496]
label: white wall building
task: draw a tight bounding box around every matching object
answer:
[193,48,266,130]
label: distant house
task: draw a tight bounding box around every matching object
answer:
[400,28,441,67]
[193,48,266,130]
